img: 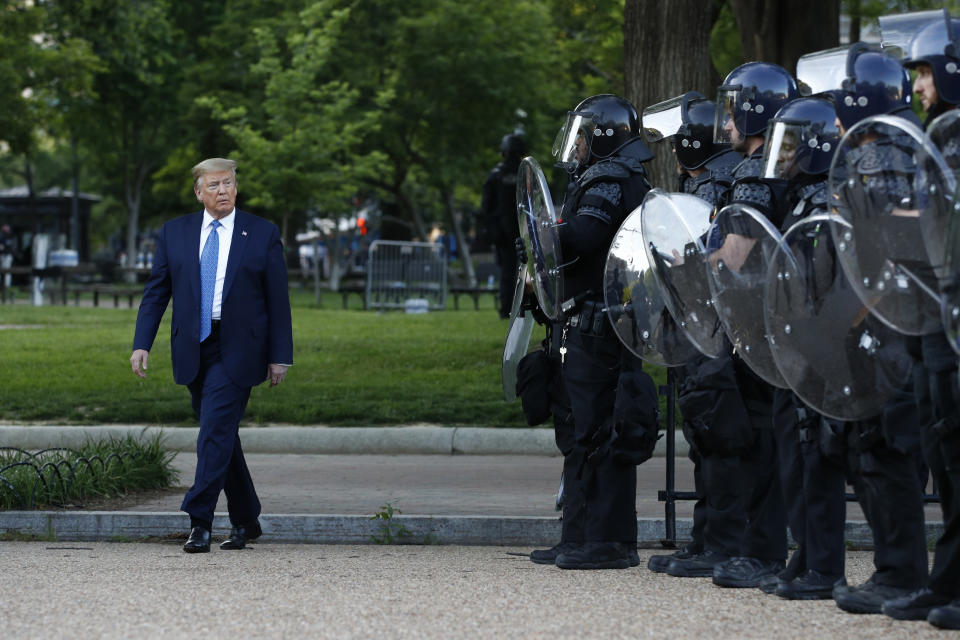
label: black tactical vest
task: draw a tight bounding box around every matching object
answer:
[559,157,651,302]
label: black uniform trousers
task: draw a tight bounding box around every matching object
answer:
[733,358,787,562]
[495,242,518,318]
[845,387,929,589]
[686,440,708,554]
[181,323,260,528]
[918,332,960,598]
[677,354,749,557]
[561,321,637,544]
[773,389,846,578]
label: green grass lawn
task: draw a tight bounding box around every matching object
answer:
[0,288,669,427]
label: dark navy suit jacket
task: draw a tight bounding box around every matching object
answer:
[133,209,293,389]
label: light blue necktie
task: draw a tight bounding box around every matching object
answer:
[200,220,221,342]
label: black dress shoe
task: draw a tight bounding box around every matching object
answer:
[758,566,800,594]
[555,542,633,570]
[220,520,263,550]
[882,588,953,621]
[713,557,785,588]
[530,542,580,565]
[928,601,960,630]
[833,579,915,614]
[183,526,211,553]
[665,550,730,578]
[648,544,702,573]
[776,570,845,600]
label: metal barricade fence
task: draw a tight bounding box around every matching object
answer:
[365,240,447,310]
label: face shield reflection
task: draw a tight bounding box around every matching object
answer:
[762,121,802,179]
[642,96,685,142]
[796,47,849,95]
[553,113,594,170]
[714,89,739,144]
[879,9,949,55]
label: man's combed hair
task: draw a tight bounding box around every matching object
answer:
[192,158,237,189]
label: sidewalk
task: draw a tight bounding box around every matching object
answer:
[0,425,945,546]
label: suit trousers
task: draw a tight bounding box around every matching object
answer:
[181,329,260,527]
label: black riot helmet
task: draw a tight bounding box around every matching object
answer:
[500,133,527,160]
[797,44,912,130]
[553,94,648,171]
[838,45,912,129]
[880,9,960,106]
[761,97,841,178]
[714,62,799,143]
[643,91,730,170]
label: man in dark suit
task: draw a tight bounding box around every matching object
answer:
[130,157,293,553]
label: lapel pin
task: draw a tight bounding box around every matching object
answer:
[242,230,248,236]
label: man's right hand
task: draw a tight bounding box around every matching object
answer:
[130,349,150,378]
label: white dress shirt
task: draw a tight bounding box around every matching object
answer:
[199,209,234,320]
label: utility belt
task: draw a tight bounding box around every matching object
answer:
[563,296,610,338]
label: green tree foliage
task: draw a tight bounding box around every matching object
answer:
[1,0,631,256]
[44,0,186,267]
[197,1,389,241]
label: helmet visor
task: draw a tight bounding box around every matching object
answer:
[642,95,685,142]
[796,47,849,95]
[552,112,594,170]
[762,121,807,179]
[879,9,949,57]
[713,87,741,144]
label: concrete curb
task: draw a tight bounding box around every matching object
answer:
[0,511,941,549]
[0,425,689,457]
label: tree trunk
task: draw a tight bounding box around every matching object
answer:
[624,0,723,190]
[124,162,149,283]
[443,187,475,286]
[728,0,839,74]
[848,0,861,44]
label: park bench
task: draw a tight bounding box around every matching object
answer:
[448,285,498,310]
[338,280,367,309]
[70,285,142,308]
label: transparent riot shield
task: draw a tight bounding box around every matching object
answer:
[765,215,914,420]
[639,189,725,358]
[604,194,699,366]
[920,109,960,286]
[828,115,945,335]
[516,157,562,320]
[943,179,960,355]
[501,267,536,402]
[705,203,788,388]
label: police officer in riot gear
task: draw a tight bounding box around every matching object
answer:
[688,61,797,589]
[877,10,960,628]
[784,44,930,611]
[759,90,926,606]
[528,94,659,570]
[641,92,746,574]
[482,132,528,318]
[758,96,848,600]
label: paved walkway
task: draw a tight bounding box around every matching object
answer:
[126,452,944,525]
[0,542,946,639]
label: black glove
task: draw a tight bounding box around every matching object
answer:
[515,237,527,265]
[521,288,548,325]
